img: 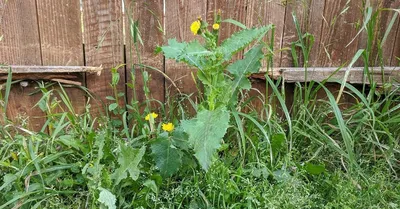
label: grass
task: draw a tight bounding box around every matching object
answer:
[0,3,400,209]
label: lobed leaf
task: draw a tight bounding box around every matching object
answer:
[151,136,182,177]
[218,25,271,61]
[112,144,145,185]
[182,108,230,170]
[228,45,264,91]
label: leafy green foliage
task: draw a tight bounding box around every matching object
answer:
[161,39,211,69]
[112,144,146,185]
[219,26,271,61]
[98,188,117,209]
[182,108,230,170]
[228,45,264,91]
[151,135,182,177]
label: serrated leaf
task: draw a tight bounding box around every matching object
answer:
[98,188,116,209]
[182,108,230,170]
[161,39,212,70]
[112,144,145,185]
[228,45,264,91]
[151,137,182,177]
[219,25,271,61]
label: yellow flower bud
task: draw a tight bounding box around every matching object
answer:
[190,20,201,35]
[213,23,220,30]
[145,112,158,121]
[162,122,175,132]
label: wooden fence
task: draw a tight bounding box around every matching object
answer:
[0,0,399,131]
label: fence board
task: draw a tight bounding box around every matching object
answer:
[125,0,164,111]
[36,0,86,116]
[207,0,247,45]
[83,0,125,117]
[280,0,325,67]
[165,0,207,100]
[317,0,363,67]
[246,0,286,66]
[0,0,44,131]
[391,20,400,66]
[372,0,400,66]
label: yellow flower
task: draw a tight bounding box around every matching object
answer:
[190,20,201,35]
[162,123,175,132]
[145,112,158,121]
[212,23,220,30]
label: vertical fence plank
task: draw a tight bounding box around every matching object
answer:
[36,0,86,115]
[83,0,125,117]
[207,0,247,43]
[0,0,44,131]
[165,0,207,101]
[370,0,400,66]
[280,0,325,67]
[125,0,164,111]
[392,23,400,66]
[246,0,286,66]
[317,0,363,67]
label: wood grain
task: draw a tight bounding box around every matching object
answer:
[125,0,164,110]
[391,18,400,66]
[83,0,125,116]
[0,0,44,131]
[36,0,86,116]
[257,67,400,85]
[0,66,102,74]
[317,0,363,67]
[371,0,400,66]
[246,0,286,67]
[280,0,326,67]
[165,0,207,99]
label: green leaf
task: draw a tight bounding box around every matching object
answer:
[108,103,118,112]
[219,25,271,60]
[0,174,17,191]
[161,39,212,70]
[106,96,116,101]
[143,179,158,194]
[112,144,145,185]
[304,163,325,175]
[228,45,264,91]
[171,126,190,151]
[151,136,182,177]
[222,18,247,29]
[98,188,116,209]
[182,108,230,170]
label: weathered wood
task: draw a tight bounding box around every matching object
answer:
[0,66,102,74]
[37,0,86,117]
[165,0,207,99]
[83,0,125,116]
[391,17,400,66]
[207,0,247,45]
[36,0,84,66]
[125,0,165,109]
[280,0,326,67]
[246,0,286,66]
[0,0,44,131]
[370,0,400,66]
[317,0,363,67]
[256,67,400,85]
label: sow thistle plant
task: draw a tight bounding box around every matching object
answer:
[158,10,273,171]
